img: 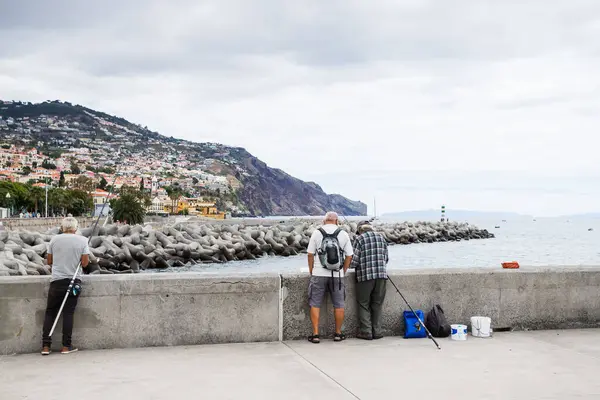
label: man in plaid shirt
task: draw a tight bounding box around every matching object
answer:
[350,221,389,340]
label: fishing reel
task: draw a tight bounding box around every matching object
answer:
[70,283,82,297]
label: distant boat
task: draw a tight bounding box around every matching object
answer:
[533,219,536,222]
[502,220,507,222]
[588,228,594,231]
[371,196,379,222]
[495,225,500,229]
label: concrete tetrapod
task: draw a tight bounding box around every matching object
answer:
[0,220,494,275]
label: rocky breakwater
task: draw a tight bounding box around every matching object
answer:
[0,221,494,276]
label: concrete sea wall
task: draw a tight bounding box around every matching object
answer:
[1,267,599,354]
[0,273,280,354]
[281,267,600,339]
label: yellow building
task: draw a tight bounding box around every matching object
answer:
[177,196,225,219]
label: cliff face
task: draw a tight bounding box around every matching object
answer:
[234,152,366,216]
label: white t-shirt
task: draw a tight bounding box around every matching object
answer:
[307,224,354,277]
[48,233,90,282]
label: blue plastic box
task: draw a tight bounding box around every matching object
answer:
[403,310,427,338]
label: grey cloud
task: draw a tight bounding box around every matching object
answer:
[496,95,572,110]
[2,0,600,215]
[3,0,600,77]
[0,0,135,29]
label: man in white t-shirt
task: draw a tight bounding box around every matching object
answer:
[306,211,353,343]
[41,217,89,355]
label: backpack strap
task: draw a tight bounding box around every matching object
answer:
[319,227,342,239]
[329,270,343,291]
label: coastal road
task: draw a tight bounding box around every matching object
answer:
[1,329,599,399]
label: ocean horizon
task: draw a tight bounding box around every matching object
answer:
[151,215,600,275]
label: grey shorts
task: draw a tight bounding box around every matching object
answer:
[308,275,346,309]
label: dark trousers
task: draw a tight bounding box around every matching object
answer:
[42,279,80,347]
[356,278,387,336]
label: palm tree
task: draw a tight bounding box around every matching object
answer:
[48,188,68,216]
[65,189,93,216]
[165,186,182,215]
[28,186,45,214]
[168,191,179,214]
[110,193,146,225]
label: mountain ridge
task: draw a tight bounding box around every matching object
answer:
[0,99,367,216]
[383,209,532,220]
[383,209,600,219]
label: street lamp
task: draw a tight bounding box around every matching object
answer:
[5,192,11,217]
[45,178,49,218]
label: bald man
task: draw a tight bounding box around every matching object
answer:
[306,212,353,343]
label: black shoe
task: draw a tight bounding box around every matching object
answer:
[308,335,320,344]
[356,332,373,340]
[334,332,346,342]
[373,334,384,340]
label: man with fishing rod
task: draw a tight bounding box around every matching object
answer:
[40,165,120,355]
[41,217,90,355]
[351,220,389,340]
[352,220,442,349]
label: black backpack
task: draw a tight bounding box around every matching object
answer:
[425,305,451,338]
[316,227,344,290]
[317,228,343,271]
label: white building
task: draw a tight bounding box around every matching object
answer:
[148,195,169,215]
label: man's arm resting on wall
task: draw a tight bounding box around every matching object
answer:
[46,254,53,271]
[81,254,89,268]
[349,240,361,271]
[343,255,352,274]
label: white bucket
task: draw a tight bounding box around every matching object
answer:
[471,316,492,338]
[450,324,467,341]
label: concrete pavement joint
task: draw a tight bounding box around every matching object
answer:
[282,341,361,400]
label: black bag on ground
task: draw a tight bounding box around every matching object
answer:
[425,305,451,337]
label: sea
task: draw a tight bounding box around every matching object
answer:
[154,216,600,275]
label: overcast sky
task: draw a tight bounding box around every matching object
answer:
[1,0,599,216]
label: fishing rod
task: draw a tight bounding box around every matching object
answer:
[48,166,121,337]
[388,276,441,350]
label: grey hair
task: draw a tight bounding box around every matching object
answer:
[358,223,374,234]
[61,217,79,232]
[324,211,339,222]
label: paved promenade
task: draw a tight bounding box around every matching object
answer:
[1,329,599,399]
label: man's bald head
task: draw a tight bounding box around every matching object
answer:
[323,211,339,224]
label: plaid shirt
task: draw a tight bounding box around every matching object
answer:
[350,231,389,282]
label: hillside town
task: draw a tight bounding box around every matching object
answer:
[0,100,246,218]
[0,100,367,217]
